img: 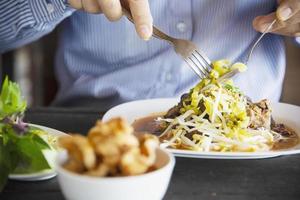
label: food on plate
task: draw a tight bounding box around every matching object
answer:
[0,77,58,191]
[59,118,159,177]
[133,60,299,152]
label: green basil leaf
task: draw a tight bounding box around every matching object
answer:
[0,138,9,192]
[1,77,9,105]
[0,76,27,119]
[32,134,51,150]
[0,138,19,192]
[13,137,51,174]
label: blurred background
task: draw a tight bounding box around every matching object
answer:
[0,27,299,107]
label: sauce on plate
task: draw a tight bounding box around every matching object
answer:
[132,115,163,136]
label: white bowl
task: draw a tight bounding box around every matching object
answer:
[56,148,175,200]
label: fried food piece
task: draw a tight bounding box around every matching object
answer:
[120,134,159,176]
[88,118,138,147]
[120,148,149,176]
[84,163,110,177]
[59,134,96,170]
[59,118,159,177]
[63,157,85,173]
[139,134,159,166]
[88,118,139,167]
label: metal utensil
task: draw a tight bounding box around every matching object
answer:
[246,19,277,65]
[122,7,212,79]
[219,19,277,82]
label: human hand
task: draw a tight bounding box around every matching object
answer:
[253,0,300,37]
[68,0,153,40]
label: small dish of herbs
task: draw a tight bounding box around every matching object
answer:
[0,77,66,191]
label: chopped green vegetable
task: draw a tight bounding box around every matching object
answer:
[159,60,280,152]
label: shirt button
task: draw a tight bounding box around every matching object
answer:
[47,3,54,13]
[176,22,187,33]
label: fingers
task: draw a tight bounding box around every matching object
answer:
[68,0,83,9]
[68,0,153,40]
[82,0,102,13]
[128,0,153,40]
[253,12,300,36]
[253,0,300,37]
[253,13,282,32]
[68,0,122,18]
[276,0,300,21]
[270,23,300,36]
[97,0,122,21]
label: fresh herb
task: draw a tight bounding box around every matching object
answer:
[224,83,242,94]
[0,77,51,192]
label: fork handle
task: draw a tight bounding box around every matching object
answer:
[121,3,174,43]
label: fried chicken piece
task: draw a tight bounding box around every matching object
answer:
[84,163,110,177]
[120,134,159,176]
[62,157,85,173]
[60,118,159,177]
[139,134,159,165]
[88,118,139,167]
[59,134,96,170]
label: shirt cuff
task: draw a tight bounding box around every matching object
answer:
[0,0,74,53]
[28,0,74,24]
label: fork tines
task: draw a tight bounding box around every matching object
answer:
[185,50,212,79]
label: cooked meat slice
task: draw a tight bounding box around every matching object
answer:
[185,130,202,140]
[164,93,190,118]
[247,99,272,129]
[271,123,299,150]
[271,117,276,127]
[272,123,296,137]
[164,104,182,119]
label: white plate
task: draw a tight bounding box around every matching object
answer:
[9,124,68,181]
[103,98,300,159]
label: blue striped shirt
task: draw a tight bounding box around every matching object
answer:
[0,0,285,108]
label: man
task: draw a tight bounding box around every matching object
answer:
[0,0,299,108]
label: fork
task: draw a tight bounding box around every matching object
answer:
[218,19,277,82]
[122,7,212,79]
